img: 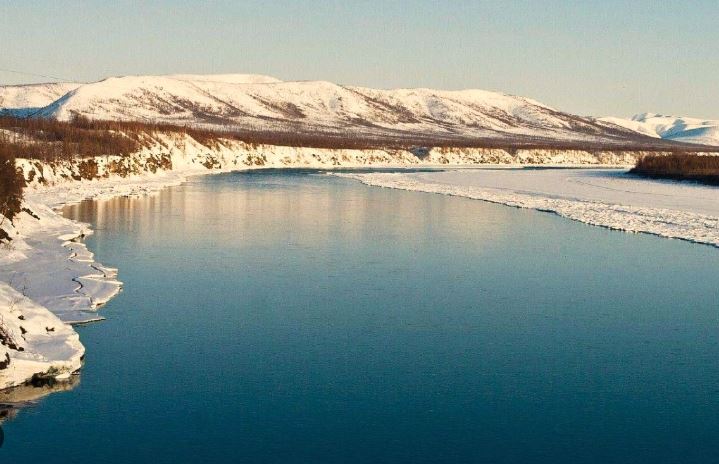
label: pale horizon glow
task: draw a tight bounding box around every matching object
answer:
[1,0,717,119]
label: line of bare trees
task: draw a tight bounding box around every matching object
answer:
[631,154,719,185]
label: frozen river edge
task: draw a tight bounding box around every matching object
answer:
[0,170,199,390]
[335,169,719,249]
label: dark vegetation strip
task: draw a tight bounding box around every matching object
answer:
[2,115,717,160]
[0,149,23,224]
[631,154,719,186]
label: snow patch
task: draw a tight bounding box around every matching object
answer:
[0,281,84,390]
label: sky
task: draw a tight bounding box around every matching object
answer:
[1,0,717,118]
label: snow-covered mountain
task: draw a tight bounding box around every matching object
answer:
[600,113,719,146]
[0,82,81,113]
[5,73,678,148]
[2,74,714,149]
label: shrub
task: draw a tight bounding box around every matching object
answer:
[631,154,719,185]
[0,145,23,222]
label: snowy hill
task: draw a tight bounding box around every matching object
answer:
[600,113,719,146]
[2,74,714,150]
[15,73,684,149]
[0,82,81,113]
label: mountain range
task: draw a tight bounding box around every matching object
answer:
[1,74,717,149]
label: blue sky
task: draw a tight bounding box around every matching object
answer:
[1,1,717,118]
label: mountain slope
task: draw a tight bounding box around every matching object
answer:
[23,73,683,149]
[0,82,81,112]
[600,113,719,146]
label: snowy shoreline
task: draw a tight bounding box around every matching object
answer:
[0,179,185,390]
[336,169,719,249]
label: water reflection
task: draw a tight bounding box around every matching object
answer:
[63,170,516,253]
[0,375,80,445]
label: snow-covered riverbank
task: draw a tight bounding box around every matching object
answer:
[336,168,719,248]
[0,182,181,390]
[0,137,221,389]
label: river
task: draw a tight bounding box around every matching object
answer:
[3,169,718,463]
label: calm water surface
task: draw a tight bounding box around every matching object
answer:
[3,170,719,463]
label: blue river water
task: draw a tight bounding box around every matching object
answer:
[2,169,718,463]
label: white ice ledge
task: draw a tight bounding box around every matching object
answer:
[335,169,719,248]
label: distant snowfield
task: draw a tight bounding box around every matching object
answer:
[0,82,80,110]
[600,113,719,146]
[337,168,719,248]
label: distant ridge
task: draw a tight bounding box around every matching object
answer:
[0,82,81,112]
[599,113,719,147]
[2,74,716,150]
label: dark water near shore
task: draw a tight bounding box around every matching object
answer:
[3,170,719,463]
